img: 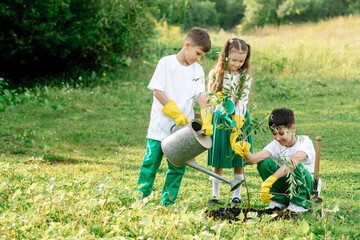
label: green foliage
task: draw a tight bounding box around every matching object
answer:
[243,0,282,28]
[0,0,154,86]
[150,0,246,30]
[150,0,189,25]
[151,0,359,30]
[215,0,246,30]
[182,0,219,30]
[243,0,360,28]
[349,0,360,14]
[276,0,346,23]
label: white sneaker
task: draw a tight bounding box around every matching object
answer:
[265,201,287,210]
[286,203,308,213]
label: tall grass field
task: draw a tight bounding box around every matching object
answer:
[1,15,359,239]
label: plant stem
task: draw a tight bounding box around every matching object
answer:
[243,173,251,212]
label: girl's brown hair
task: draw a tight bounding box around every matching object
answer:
[209,38,251,93]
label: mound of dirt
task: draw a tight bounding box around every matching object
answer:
[205,207,298,222]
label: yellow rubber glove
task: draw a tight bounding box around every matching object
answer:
[209,92,224,107]
[230,131,238,149]
[233,141,251,157]
[232,114,245,131]
[260,175,278,203]
[162,100,188,126]
[200,109,213,136]
[229,115,246,148]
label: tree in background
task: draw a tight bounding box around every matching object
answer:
[1,0,359,87]
[182,0,218,29]
[150,0,246,30]
[243,0,360,27]
[0,0,154,86]
[211,0,246,30]
[277,0,347,23]
[150,0,189,26]
[243,0,283,28]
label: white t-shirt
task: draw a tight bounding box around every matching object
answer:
[263,135,315,173]
[208,69,252,117]
[147,55,205,141]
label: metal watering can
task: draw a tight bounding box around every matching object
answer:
[214,98,237,127]
[161,120,243,191]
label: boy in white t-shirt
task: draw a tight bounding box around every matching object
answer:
[232,108,316,212]
[137,27,213,206]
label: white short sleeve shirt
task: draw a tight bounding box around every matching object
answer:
[263,135,316,173]
[147,55,205,141]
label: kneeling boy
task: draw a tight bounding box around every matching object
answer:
[233,108,316,212]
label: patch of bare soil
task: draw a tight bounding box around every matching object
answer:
[205,207,298,222]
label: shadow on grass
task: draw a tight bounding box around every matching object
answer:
[18,154,141,170]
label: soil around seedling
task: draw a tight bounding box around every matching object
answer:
[205,207,298,223]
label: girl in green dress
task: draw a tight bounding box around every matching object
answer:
[207,38,253,207]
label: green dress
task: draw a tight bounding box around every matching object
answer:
[207,110,253,168]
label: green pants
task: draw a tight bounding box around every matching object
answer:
[137,139,186,206]
[257,158,314,208]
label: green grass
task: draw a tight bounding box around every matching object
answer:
[1,16,360,239]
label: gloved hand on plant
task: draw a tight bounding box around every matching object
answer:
[208,91,224,106]
[260,175,278,203]
[200,109,213,136]
[216,91,224,101]
[232,141,251,157]
[162,100,188,126]
[229,114,245,147]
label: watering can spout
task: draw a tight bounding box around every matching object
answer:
[186,159,243,191]
[214,99,237,127]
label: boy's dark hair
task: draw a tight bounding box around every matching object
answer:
[186,27,211,53]
[269,108,295,129]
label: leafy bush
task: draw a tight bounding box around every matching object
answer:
[216,0,246,30]
[0,0,154,86]
[150,0,189,25]
[243,0,282,28]
[182,0,219,30]
[150,0,246,30]
[243,0,360,28]
[348,0,360,14]
[276,0,348,23]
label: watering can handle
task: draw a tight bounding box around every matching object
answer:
[197,130,206,135]
[170,124,176,134]
[170,124,206,135]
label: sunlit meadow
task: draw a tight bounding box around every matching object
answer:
[0,15,359,238]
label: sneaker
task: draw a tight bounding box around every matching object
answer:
[231,197,242,208]
[265,201,287,210]
[207,199,219,206]
[286,203,308,213]
[174,207,182,213]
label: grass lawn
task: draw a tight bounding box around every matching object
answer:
[1,15,360,239]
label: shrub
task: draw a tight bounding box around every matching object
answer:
[182,0,219,30]
[212,0,246,30]
[150,0,189,25]
[243,0,282,28]
[243,0,360,28]
[277,0,347,23]
[348,0,360,14]
[0,0,154,86]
